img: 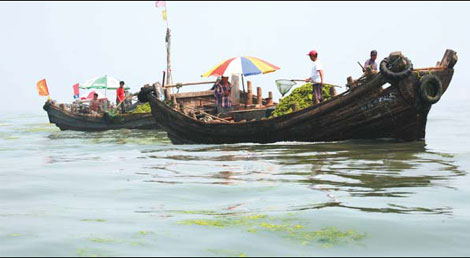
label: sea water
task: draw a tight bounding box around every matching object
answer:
[0,98,469,256]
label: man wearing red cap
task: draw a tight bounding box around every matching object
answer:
[305,50,324,104]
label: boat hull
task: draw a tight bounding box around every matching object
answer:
[148,67,454,145]
[43,102,160,131]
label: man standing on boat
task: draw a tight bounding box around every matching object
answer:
[214,76,232,114]
[363,50,378,72]
[305,50,324,104]
[116,81,126,114]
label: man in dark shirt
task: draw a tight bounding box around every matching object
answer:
[363,50,378,72]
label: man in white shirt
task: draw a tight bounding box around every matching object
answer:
[305,50,325,104]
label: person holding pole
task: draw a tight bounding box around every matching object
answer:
[116,81,126,113]
[305,50,325,104]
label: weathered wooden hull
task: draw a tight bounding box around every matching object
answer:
[147,66,454,145]
[43,102,159,131]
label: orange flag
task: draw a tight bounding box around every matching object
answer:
[36,79,49,96]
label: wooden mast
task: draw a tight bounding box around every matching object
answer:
[166,27,172,86]
[164,3,172,87]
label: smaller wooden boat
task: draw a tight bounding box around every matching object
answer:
[43,101,159,131]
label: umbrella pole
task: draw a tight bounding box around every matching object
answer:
[241,74,247,108]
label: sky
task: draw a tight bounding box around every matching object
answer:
[0,1,469,112]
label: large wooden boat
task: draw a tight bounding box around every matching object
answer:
[143,50,457,144]
[43,101,159,131]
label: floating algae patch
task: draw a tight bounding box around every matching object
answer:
[21,124,58,133]
[270,83,334,117]
[179,213,365,247]
[81,219,106,223]
[76,248,109,257]
[178,214,269,228]
[0,132,20,141]
[174,210,220,216]
[138,230,155,236]
[9,233,21,237]
[207,249,247,257]
[88,237,116,244]
[291,227,366,248]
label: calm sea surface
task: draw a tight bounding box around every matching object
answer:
[0,98,469,257]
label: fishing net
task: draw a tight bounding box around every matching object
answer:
[275,79,297,97]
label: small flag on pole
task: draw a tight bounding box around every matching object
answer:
[36,79,49,96]
[162,9,167,21]
[155,1,166,8]
[73,83,80,99]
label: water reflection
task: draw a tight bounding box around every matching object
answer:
[47,129,170,145]
[141,140,466,216]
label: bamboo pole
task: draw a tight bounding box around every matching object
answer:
[289,79,342,88]
[164,81,217,88]
[166,28,172,86]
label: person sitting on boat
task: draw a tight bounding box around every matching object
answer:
[305,50,325,104]
[214,76,232,114]
[116,81,126,113]
[363,50,378,73]
[89,93,102,113]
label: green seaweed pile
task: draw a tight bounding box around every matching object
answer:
[129,103,151,114]
[270,83,334,117]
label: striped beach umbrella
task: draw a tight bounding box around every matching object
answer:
[202,56,280,78]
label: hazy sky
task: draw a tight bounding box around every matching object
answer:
[1,1,469,112]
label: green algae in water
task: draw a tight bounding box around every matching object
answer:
[174,210,220,215]
[88,237,116,244]
[76,248,108,257]
[179,213,269,228]
[290,226,366,248]
[139,230,153,235]
[9,233,21,237]
[21,125,58,133]
[81,219,106,223]
[179,213,365,247]
[207,249,247,257]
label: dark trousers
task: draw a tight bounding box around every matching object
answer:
[312,83,324,104]
[117,99,126,113]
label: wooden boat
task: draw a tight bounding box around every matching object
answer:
[43,101,159,131]
[143,50,458,144]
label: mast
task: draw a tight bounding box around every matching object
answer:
[156,1,173,87]
[166,27,172,85]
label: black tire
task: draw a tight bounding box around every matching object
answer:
[137,86,154,103]
[380,56,414,81]
[419,75,443,104]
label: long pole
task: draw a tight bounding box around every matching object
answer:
[164,81,217,88]
[166,27,172,86]
[164,3,172,87]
